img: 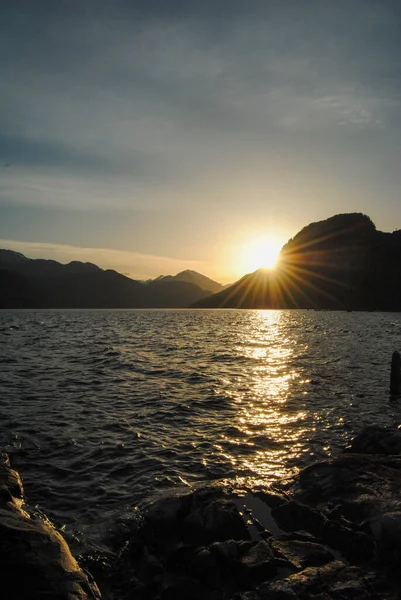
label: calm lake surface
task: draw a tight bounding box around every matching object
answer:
[1,309,401,554]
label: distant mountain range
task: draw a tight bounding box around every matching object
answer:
[194,213,401,311]
[148,270,225,295]
[2,213,401,310]
[0,251,223,308]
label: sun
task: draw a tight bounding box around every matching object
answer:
[239,237,282,273]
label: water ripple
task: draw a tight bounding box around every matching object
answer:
[0,308,399,554]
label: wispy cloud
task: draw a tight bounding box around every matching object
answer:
[2,2,399,191]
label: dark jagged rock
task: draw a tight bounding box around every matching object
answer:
[184,487,250,544]
[111,426,401,599]
[237,541,277,582]
[271,500,375,562]
[5,423,401,599]
[0,454,101,600]
[290,451,401,567]
[268,538,336,570]
[258,562,392,600]
[144,487,250,547]
[346,424,401,454]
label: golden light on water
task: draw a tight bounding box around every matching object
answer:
[213,310,312,485]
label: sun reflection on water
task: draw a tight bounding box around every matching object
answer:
[218,310,313,485]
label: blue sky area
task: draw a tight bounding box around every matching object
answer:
[1,0,401,282]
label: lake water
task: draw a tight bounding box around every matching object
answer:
[1,309,400,555]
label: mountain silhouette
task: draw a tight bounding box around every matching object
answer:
[2,213,401,310]
[149,270,224,294]
[0,269,34,308]
[0,252,213,308]
[193,213,401,310]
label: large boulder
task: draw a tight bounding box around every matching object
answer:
[258,561,392,600]
[144,487,250,546]
[0,454,100,600]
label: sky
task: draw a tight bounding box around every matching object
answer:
[1,0,401,283]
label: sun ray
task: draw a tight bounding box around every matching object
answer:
[238,237,282,273]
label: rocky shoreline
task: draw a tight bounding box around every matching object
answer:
[3,425,401,599]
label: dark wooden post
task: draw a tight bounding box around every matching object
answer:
[390,351,401,395]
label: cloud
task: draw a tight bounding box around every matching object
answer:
[1,0,401,247]
[2,2,399,184]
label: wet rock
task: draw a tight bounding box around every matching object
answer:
[0,463,24,510]
[137,546,164,584]
[145,491,193,531]
[271,498,374,562]
[113,431,401,599]
[346,425,401,455]
[278,530,317,543]
[160,574,212,600]
[258,579,300,600]
[375,511,401,563]
[191,546,216,575]
[209,539,277,585]
[145,487,250,547]
[184,487,250,544]
[238,540,276,583]
[232,592,260,600]
[0,457,101,600]
[258,562,385,600]
[321,519,374,562]
[271,500,326,537]
[294,453,401,547]
[269,538,337,570]
[210,539,245,562]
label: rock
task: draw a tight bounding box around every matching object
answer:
[258,579,300,600]
[210,539,244,562]
[321,519,375,562]
[113,441,401,599]
[296,454,399,513]
[160,575,212,600]
[258,562,385,599]
[0,458,101,600]
[295,453,401,532]
[145,490,193,529]
[144,487,249,546]
[271,498,374,562]
[271,500,327,537]
[239,540,276,583]
[375,511,401,563]
[0,463,24,511]
[184,488,250,544]
[269,538,337,570]
[191,546,216,575]
[346,425,401,455]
